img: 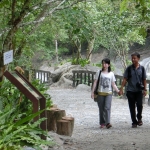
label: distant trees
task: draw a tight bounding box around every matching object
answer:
[0,0,87,81]
[0,0,149,81]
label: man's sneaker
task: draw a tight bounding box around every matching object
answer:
[132,124,137,128]
[137,120,143,126]
[106,123,112,129]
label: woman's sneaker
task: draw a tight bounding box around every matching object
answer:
[100,124,105,128]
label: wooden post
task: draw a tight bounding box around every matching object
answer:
[91,73,94,88]
[88,73,90,86]
[80,73,82,84]
[56,119,72,136]
[77,73,79,86]
[47,108,66,131]
[62,116,74,136]
[84,72,86,84]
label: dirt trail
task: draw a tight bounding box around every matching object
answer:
[47,87,150,150]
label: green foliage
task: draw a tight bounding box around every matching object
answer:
[120,0,128,14]
[126,59,132,66]
[92,62,115,71]
[0,80,23,110]
[26,17,70,63]
[120,0,150,38]
[111,63,115,71]
[0,78,54,149]
[120,0,149,17]
[1,0,149,75]
[71,58,90,67]
[92,63,102,68]
[139,27,147,38]
[0,103,54,150]
[31,79,53,108]
[0,78,53,111]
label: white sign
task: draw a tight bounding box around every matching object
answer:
[3,50,13,65]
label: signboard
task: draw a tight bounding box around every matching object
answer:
[3,50,13,65]
[4,70,47,140]
[11,72,41,99]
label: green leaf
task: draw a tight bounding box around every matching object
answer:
[139,27,147,37]
[120,0,128,14]
[14,109,44,126]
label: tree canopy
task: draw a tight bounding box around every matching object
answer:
[0,0,150,78]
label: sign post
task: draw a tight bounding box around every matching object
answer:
[4,70,47,140]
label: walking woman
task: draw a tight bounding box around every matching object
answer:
[91,58,119,129]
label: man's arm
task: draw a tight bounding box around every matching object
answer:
[118,78,127,96]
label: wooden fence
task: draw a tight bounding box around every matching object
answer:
[72,70,95,87]
[31,69,51,84]
[72,70,150,104]
[29,69,150,104]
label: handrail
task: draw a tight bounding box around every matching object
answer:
[31,69,51,84]
[72,70,150,104]
[29,69,150,105]
[72,70,96,87]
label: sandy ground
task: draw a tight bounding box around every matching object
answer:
[47,87,150,150]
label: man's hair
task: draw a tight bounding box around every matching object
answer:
[131,52,140,58]
[101,58,111,72]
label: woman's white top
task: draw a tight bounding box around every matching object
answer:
[94,70,116,93]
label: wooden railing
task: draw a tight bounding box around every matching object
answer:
[72,70,95,87]
[28,69,150,104]
[31,69,51,84]
[72,70,150,104]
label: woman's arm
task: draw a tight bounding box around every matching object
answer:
[91,79,98,99]
[143,79,147,97]
[112,82,119,93]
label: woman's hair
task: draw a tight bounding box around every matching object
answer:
[101,58,111,72]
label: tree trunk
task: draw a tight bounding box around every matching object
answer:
[55,39,58,63]
[86,37,95,63]
[56,119,72,136]
[77,42,81,60]
[115,48,128,72]
[62,116,74,136]
[46,108,66,131]
[0,65,6,82]
[74,39,82,64]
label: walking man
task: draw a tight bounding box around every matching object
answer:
[119,52,147,128]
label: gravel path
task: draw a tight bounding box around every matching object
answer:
[47,87,150,150]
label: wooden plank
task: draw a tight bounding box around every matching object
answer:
[73,72,75,87]
[84,72,86,84]
[80,73,82,84]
